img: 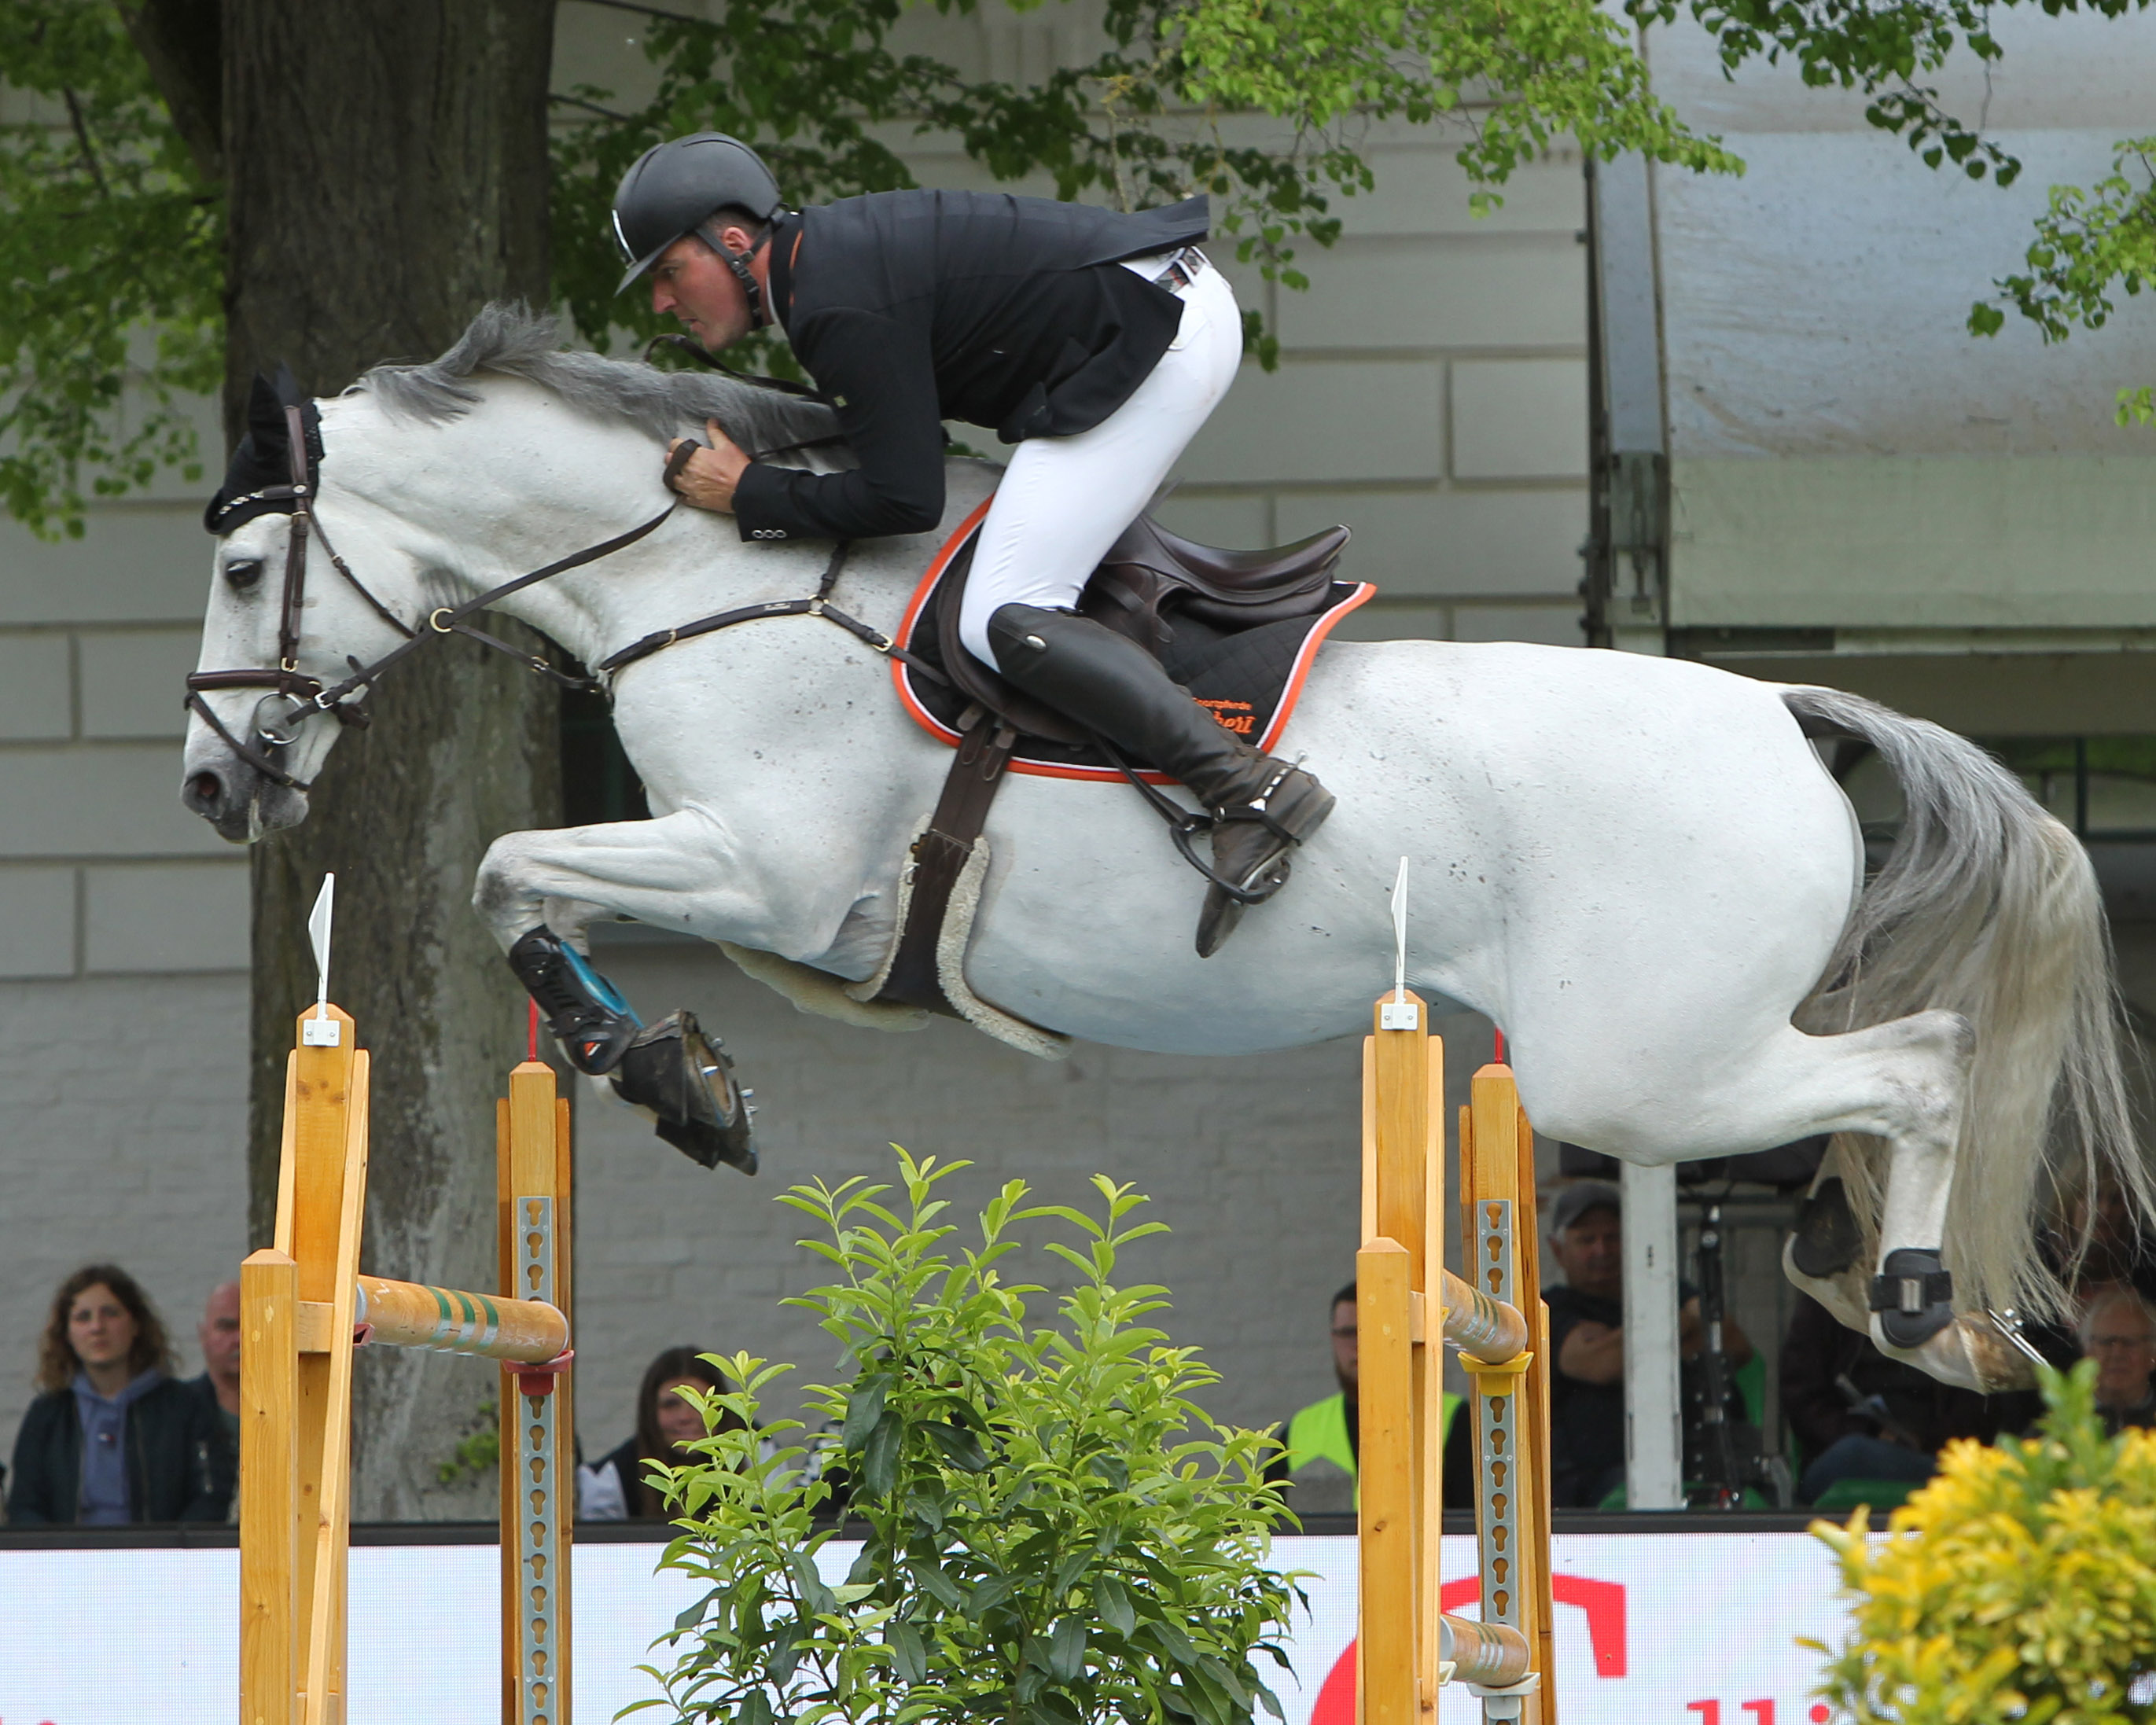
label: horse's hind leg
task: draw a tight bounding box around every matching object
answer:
[1777,1013,1968,1350]
[1738,1010,2035,1390]
[1599,1007,2010,1390]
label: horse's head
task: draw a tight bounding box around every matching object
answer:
[183,373,425,841]
[182,304,851,841]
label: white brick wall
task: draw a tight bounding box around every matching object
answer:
[0,975,248,1451]
[0,504,247,990]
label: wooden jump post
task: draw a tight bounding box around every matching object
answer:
[240,943,573,1725]
[1358,983,1554,1725]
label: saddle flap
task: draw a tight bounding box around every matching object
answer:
[933,537,1091,746]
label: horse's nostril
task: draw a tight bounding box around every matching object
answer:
[185,769,226,814]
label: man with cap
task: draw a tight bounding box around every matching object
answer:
[608,133,1334,955]
[1543,1179,1753,1507]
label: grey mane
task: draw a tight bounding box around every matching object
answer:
[351,301,848,462]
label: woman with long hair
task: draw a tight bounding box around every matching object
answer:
[577,1346,748,1521]
[6,1264,230,1524]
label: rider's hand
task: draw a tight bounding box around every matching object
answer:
[666,417,750,513]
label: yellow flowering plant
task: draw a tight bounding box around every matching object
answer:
[1808,1361,2156,1723]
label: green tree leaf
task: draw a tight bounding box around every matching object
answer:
[1046,1616,1087,1681]
[1095,1573,1139,1637]
[863,1408,904,1499]
[886,1616,927,1686]
[844,1372,893,1452]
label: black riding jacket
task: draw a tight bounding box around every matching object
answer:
[731,189,1210,545]
[6,1377,231,1525]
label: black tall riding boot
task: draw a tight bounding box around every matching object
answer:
[988,603,1334,955]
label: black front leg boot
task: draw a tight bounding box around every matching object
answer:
[507,926,642,1075]
[611,1010,758,1175]
[1870,1247,1955,1348]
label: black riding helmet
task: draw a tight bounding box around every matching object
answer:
[612,132,788,320]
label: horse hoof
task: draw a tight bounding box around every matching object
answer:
[609,1009,756,1174]
[1870,1247,1954,1348]
[1878,1313,2038,1394]
[1781,1235,1871,1330]
[1789,1176,1862,1277]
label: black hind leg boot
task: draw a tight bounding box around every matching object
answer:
[987,604,1334,956]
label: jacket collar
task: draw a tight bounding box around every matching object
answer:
[767,211,802,335]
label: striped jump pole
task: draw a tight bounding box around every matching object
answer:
[240,996,572,1725]
[1356,988,1552,1725]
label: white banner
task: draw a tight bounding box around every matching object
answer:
[0,1532,1851,1723]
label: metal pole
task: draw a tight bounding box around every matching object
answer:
[1621,1160,1683,1508]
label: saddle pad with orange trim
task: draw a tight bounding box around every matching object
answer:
[890,512,1373,782]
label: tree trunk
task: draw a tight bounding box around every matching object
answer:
[222,0,560,1519]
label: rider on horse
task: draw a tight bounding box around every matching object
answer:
[611,132,1335,955]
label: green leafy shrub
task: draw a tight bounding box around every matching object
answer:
[1809,1362,2156,1723]
[631,1150,1299,1725]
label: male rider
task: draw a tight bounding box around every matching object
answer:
[610,132,1334,954]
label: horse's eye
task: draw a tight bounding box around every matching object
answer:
[224,557,264,590]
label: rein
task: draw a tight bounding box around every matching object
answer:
[188,414,941,794]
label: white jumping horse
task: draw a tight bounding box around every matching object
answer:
[182,307,2147,1390]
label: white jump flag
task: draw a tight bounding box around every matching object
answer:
[1381,855,1418,1028]
[303,873,341,1046]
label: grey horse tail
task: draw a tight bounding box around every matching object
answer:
[1782,682,2150,1322]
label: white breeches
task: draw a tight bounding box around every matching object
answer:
[959,259,1244,668]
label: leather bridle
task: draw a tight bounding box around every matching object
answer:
[185,403,683,793]
[186,410,937,794]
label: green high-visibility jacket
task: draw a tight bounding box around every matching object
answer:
[1282,1389,1462,1511]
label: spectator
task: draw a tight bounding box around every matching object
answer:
[1542,1181,1752,1508]
[578,1347,745,1521]
[2081,1287,2156,1436]
[1267,1280,1469,1517]
[7,1264,230,1525]
[182,1280,243,1514]
[1780,1291,2034,1502]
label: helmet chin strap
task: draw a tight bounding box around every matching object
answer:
[697,219,774,330]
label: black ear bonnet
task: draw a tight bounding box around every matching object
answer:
[204,365,324,535]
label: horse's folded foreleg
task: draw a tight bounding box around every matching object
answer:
[473,811,832,1175]
[473,809,852,958]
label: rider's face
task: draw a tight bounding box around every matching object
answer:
[649,230,756,350]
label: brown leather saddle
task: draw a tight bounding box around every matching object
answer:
[905,509,1356,763]
[868,509,1363,1020]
